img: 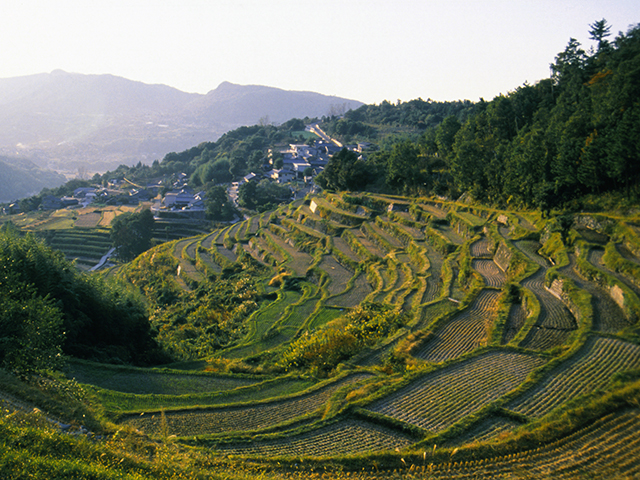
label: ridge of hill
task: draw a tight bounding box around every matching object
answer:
[0,71,363,173]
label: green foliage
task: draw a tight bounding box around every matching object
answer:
[120,247,268,361]
[316,148,377,191]
[0,277,64,377]
[0,226,161,366]
[277,303,406,375]
[314,23,640,208]
[110,209,155,261]
[238,180,291,211]
[204,184,236,221]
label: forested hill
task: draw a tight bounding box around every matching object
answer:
[317,21,640,210]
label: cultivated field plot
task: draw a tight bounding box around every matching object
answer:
[52,192,640,473]
[470,237,492,257]
[411,409,640,479]
[418,202,448,219]
[174,238,205,283]
[331,235,363,263]
[502,301,528,344]
[507,336,640,419]
[216,419,416,457]
[326,272,374,308]
[441,414,522,447]
[67,362,260,395]
[367,351,545,433]
[122,374,372,437]
[588,247,640,298]
[414,289,501,362]
[74,211,102,228]
[513,240,549,267]
[96,376,317,414]
[318,255,355,297]
[98,210,117,227]
[434,223,465,246]
[560,256,630,333]
[518,269,576,350]
[348,228,386,259]
[472,259,506,288]
[261,230,313,276]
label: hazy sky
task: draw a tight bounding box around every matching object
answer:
[1,0,637,104]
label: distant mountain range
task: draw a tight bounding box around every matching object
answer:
[0,70,363,177]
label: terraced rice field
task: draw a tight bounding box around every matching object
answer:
[216,419,416,457]
[367,351,545,433]
[67,362,259,395]
[74,211,102,228]
[52,193,640,473]
[588,247,640,298]
[472,259,506,288]
[326,272,373,308]
[441,414,521,447]
[414,289,501,362]
[123,374,372,436]
[518,269,577,350]
[319,255,355,296]
[261,230,313,275]
[502,301,528,344]
[331,235,363,263]
[507,336,640,418]
[560,255,631,333]
[416,409,640,479]
[175,238,205,283]
[470,237,492,257]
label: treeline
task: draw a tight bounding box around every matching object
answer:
[0,225,166,374]
[322,97,476,141]
[321,21,640,209]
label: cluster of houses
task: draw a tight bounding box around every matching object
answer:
[31,173,207,220]
[261,139,372,185]
[38,184,156,211]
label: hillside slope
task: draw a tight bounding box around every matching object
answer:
[0,156,66,202]
[2,192,640,478]
[77,192,638,476]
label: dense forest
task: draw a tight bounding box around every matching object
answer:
[0,225,165,373]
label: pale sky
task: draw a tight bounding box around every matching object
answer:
[1,0,637,104]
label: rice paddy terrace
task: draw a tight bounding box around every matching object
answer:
[69,192,640,477]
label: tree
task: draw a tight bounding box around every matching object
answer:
[315,148,372,191]
[205,185,235,221]
[0,276,64,377]
[385,140,431,194]
[0,225,163,367]
[435,115,461,160]
[110,209,155,261]
[237,181,257,210]
[589,19,612,52]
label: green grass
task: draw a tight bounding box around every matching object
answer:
[92,375,317,415]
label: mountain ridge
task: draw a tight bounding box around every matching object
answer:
[0,70,363,174]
